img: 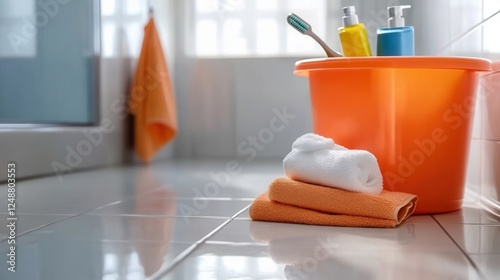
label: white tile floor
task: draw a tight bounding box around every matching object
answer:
[0,160,499,280]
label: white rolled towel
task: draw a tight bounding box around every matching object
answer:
[283,133,383,194]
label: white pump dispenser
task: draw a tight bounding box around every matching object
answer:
[377,4,414,56]
[388,5,411,28]
[342,6,359,26]
[338,5,372,56]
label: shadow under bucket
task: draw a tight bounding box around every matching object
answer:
[295,56,492,214]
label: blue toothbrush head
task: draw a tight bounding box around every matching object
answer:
[287,13,311,34]
[286,13,343,57]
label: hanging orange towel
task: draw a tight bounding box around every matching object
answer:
[250,178,418,228]
[129,18,177,163]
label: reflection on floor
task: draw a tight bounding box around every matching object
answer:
[0,160,499,280]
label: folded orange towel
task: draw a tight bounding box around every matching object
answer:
[250,178,418,228]
[270,177,417,222]
[129,18,177,163]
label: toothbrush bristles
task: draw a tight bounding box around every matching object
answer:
[286,12,343,57]
[287,13,310,34]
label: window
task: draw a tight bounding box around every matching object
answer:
[101,0,148,57]
[188,0,328,57]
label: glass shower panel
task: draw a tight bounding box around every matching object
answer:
[0,0,98,124]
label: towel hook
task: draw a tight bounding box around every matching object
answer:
[148,0,154,16]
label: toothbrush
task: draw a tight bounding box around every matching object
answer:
[287,13,343,57]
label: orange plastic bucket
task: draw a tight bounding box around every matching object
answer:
[295,57,492,214]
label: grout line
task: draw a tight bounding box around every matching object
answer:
[231,205,251,219]
[204,240,267,246]
[0,215,81,244]
[174,197,255,201]
[150,205,252,279]
[0,199,127,245]
[130,196,255,201]
[148,242,200,280]
[0,213,75,216]
[431,215,488,280]
[438,8,500,54]
[85,213,233,219]
[1,203,252,245]
[149,218,234,279]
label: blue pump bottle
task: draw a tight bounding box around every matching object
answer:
[376,5,414,56]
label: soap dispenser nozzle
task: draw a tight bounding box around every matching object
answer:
[388,5,411,28]
[342,6,359,26]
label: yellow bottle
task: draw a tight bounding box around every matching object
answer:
[338,6,372,57]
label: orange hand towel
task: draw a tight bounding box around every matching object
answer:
[270,177,417,222]
[250,178,418,228]
[129,18,177,163]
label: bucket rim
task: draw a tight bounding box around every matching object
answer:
[294,56,493,77]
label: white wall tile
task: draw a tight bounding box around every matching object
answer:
[482,72,500,141]
[466,139,482,194]
[233,58,313,160]
[482,140,500,203]
[472,87,483,139]
[178,59,236,158]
